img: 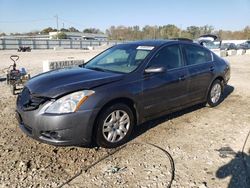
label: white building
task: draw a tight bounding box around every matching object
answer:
[49,32,108,41]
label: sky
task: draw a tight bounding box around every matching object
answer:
[0,0,249,34]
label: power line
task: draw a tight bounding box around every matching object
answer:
[0,18,53,24]
[58,17,86,28]
[0,16,86,29]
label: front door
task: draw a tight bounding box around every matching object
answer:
[142,44,189,118]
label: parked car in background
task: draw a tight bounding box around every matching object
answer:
[197,34,218,46]
[237,40,250,49]
[202,41,221,50]
[198,34,218,43]
[220,43,238,51]
[16,40,230,148]
[17,46,31,52]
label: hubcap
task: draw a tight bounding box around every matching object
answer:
[102,110,130,143]
[210,83,222,104]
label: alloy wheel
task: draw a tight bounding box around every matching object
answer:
[210,83,222,104]
[102,110,130,143]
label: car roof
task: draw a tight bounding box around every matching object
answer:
[125,40,175,47]
[118,39,203,49]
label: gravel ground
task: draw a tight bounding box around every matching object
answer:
[0,49,249,188]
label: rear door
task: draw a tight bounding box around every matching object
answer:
[182,44,215,102]
[142,44,189,118]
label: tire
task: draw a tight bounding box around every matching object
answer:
[6,74,10,85]
[95,103,134,148]
[11,85,16,95]
[207,79,224,107]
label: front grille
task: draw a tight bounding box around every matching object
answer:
[18,87,47,111]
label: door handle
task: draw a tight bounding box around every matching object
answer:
[179,75,186,81]
[209,66,215,71]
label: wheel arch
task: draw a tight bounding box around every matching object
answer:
[91,97,139,141]
[214,76,225,84]
[206,76,225,100]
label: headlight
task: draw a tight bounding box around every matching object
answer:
[45,90,95,114]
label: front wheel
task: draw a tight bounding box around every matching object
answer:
[207,79,224,107]
[95,103,134,148]
[6,74,10,85]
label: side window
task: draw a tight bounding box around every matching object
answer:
[148,45,182,70]
[184,45,212,65]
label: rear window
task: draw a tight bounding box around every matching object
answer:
[184,45,212,65]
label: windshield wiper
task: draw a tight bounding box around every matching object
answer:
[86,66,107,72]
[79,64,85,68]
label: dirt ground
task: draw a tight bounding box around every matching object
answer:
[0,49,249,188]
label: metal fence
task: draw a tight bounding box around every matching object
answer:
[0,39,125,50]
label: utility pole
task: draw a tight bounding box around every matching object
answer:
[55,15,59,39]
[179,24,182,38]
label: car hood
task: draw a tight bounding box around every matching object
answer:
[26,67,124,98]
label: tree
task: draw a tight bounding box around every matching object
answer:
[60,28,69,32]
[41,27,57,34]
[243,26,250,39]
[180,30,192,39]
[0,32,6,37]
[186,26,201,39]
[106,25,133,40]
[215,29,223,40]
[38,24,250,40]
[83,28,103,34]
[199,25,214,35]
[159,24,180,39]
[142,25,156,39]
[68,27,79,32]
[27,30,40,36]
[57,32,67,39]
[132,25,142,40]
[52,32,67,39]
[10,32,21,36]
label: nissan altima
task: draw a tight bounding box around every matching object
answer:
[16,40,230,148]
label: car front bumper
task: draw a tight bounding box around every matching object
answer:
[16,102,99,146]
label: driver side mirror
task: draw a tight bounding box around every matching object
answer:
[144,67,166,74]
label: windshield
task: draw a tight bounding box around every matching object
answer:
[205,41,221,49]
[85,44,153,73]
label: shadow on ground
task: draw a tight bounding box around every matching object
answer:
[130,85,234,141]
[216,148,250,188]
[221,84,235,103]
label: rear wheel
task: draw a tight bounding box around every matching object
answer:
[95,103,134,148]
[11,84,16,95]
[207,79,223,107]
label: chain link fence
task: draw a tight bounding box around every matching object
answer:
[0,39,126,50]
